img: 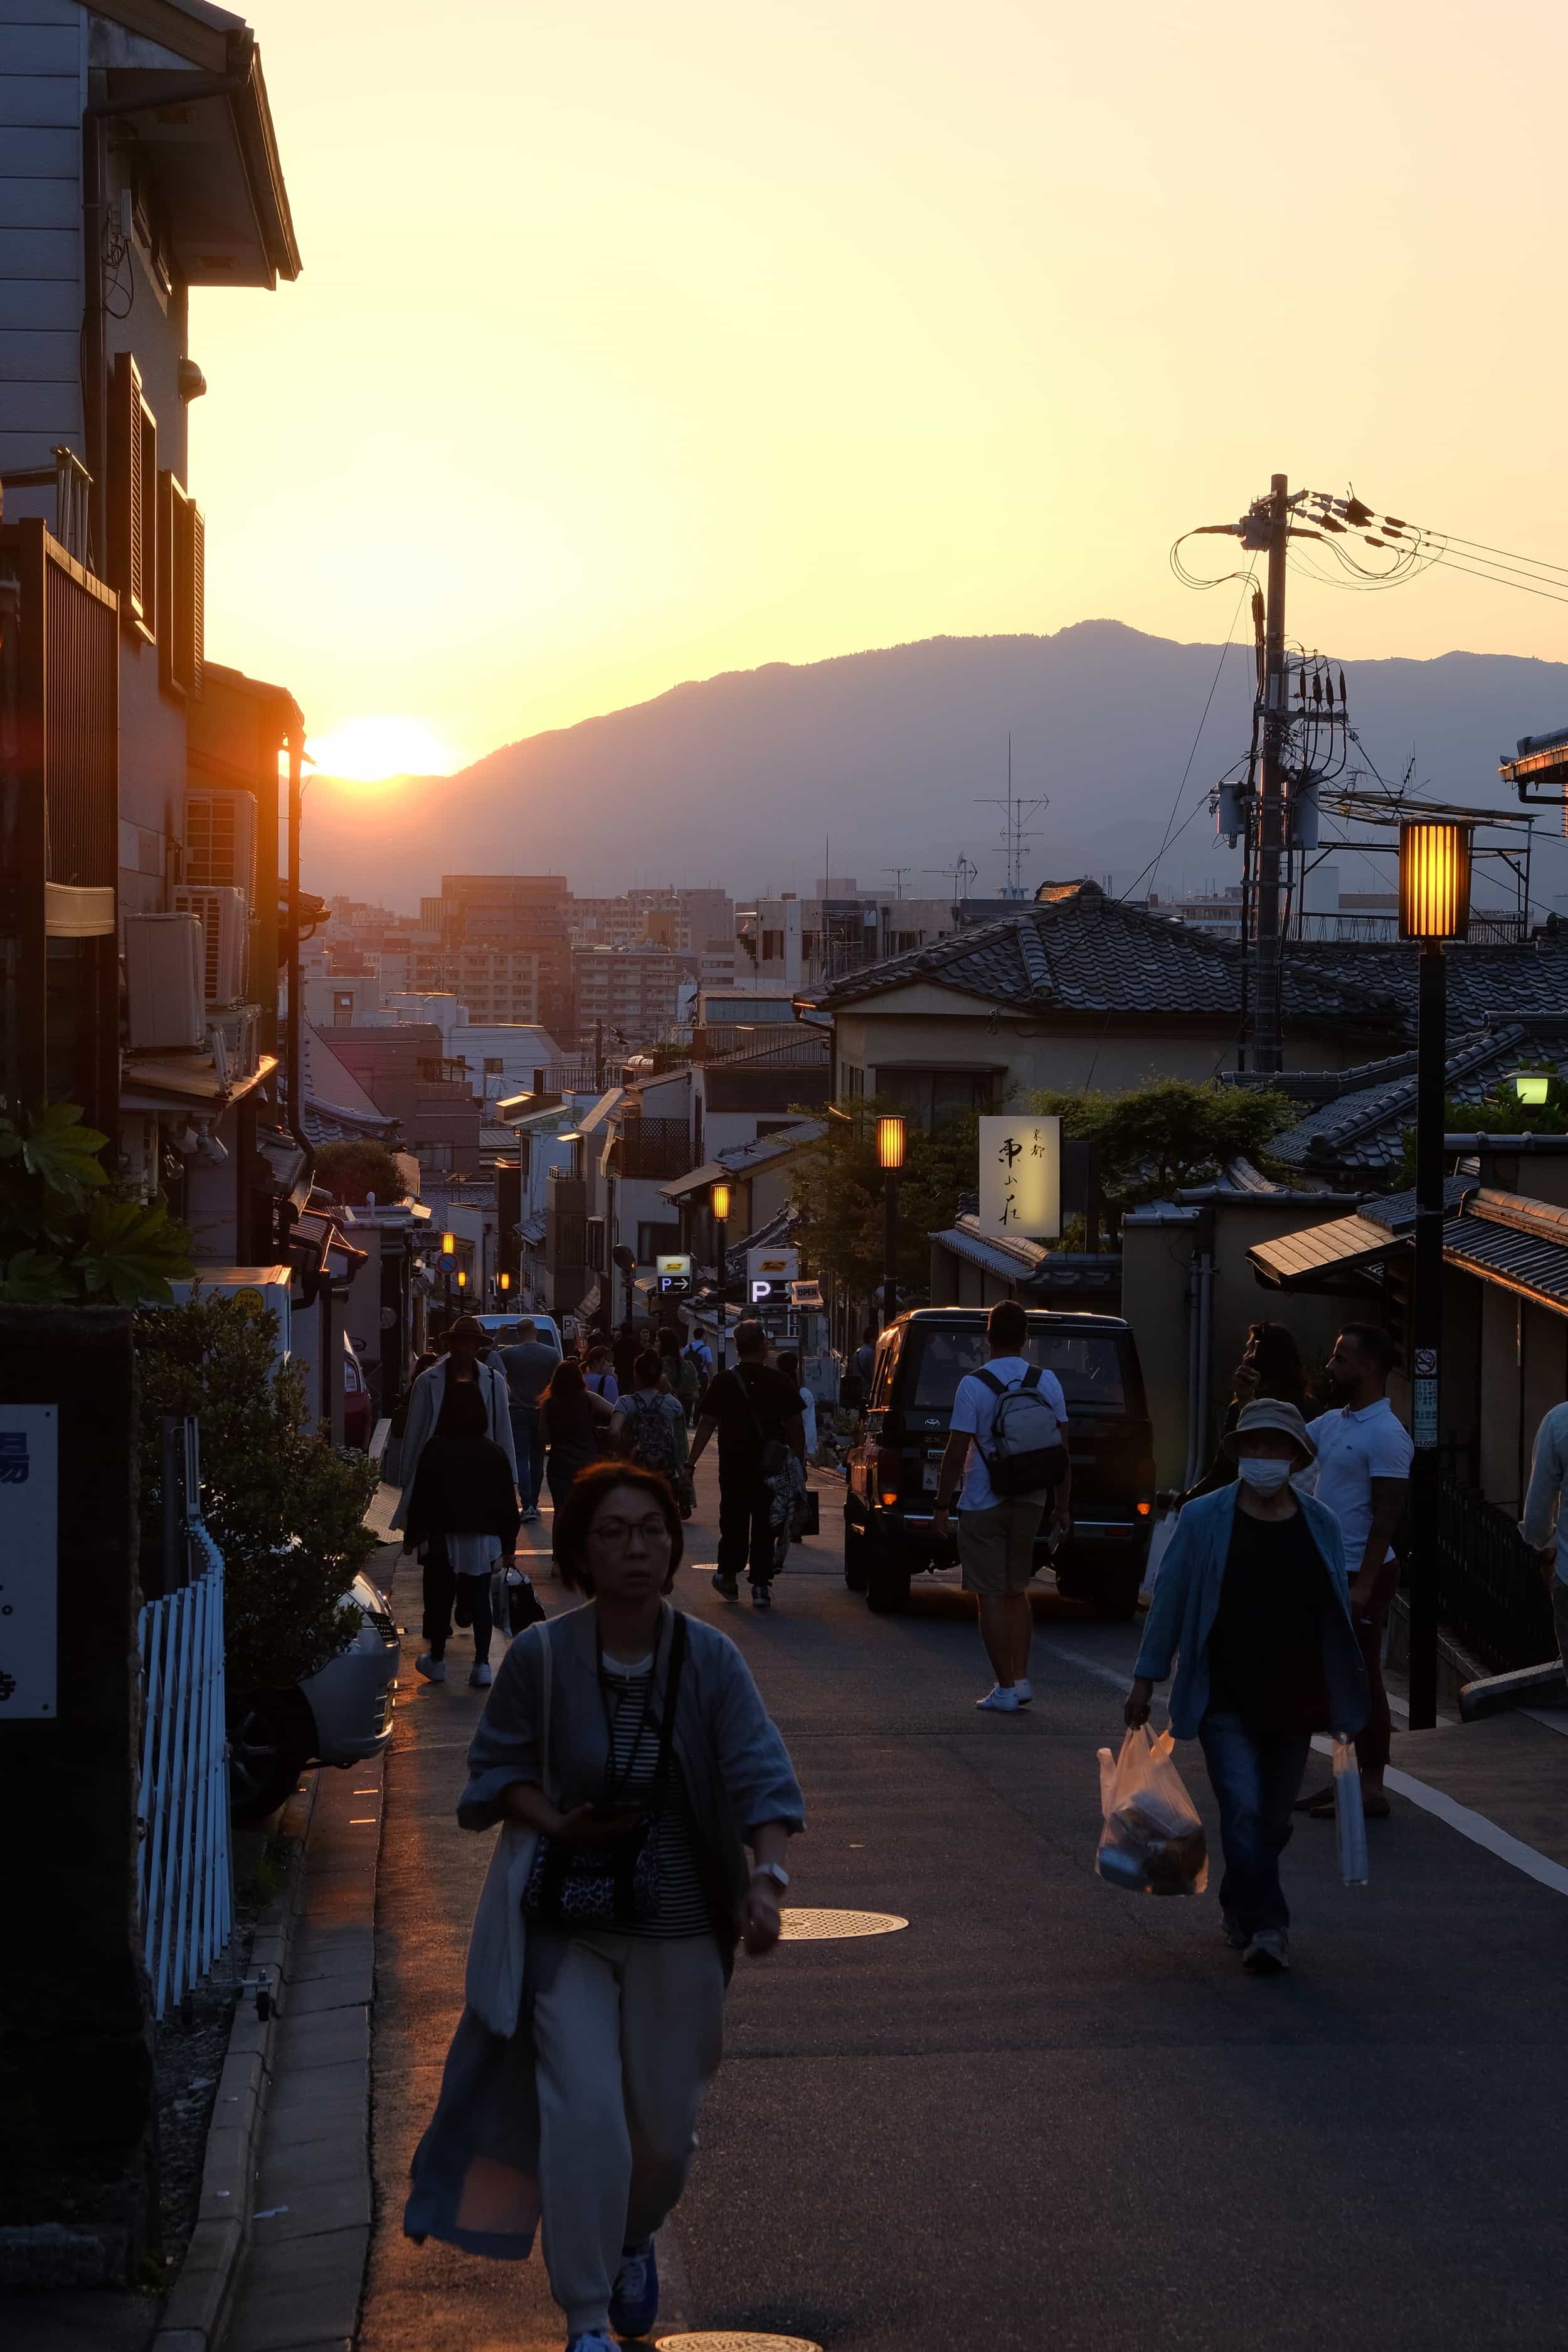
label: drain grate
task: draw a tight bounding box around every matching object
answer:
[659,2337,822,2352]
[778,1908,908,1940]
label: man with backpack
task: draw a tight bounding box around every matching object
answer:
[931,1300,1070,1712]
[687,1318,807,1609]
[610,1349,692,1512]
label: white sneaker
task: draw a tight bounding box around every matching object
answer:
[415,1653,446,1683]
[1015,1679,1034,1706]
[469,1660,493,1688]
[975,1685,1021,1712]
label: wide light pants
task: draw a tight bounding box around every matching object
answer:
[532,1928,725,2336]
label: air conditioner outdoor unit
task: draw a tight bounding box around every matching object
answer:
[124,913,206,1050]
[174,885,248,1005]
[183,788,257,896]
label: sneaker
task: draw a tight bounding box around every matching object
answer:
[975,1685,1021,1713]
[1242,1929,1290,1975]
[711,1572,739,1599]
[521,1506,541,1525]
[415,1652,446,1683]
[469,1660,493,1688]
[1014,1679,1034,1707]
[751,1582,771,1609]
[1221,1908,1248,1950]
[607,2234,659,2337]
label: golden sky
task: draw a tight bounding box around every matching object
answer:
[190,0,1568,775]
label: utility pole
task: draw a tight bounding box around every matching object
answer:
[1253,473,1290,1074]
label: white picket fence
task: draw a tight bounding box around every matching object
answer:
[137,1520,232,2019]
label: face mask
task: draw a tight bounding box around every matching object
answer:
[1236,1455,1293,1495]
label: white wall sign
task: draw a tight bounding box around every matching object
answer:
[0,1404,58,1719]
[746,1246,799,1286]
[655,1254,692,1279]
[977,1115,1061,1240]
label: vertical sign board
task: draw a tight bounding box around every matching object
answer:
[0,1403,58,1718]
[977,1115,1061,1240]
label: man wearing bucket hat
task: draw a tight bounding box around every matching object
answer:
[1125,1400,1367,1975]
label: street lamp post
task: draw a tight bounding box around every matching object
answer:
[441,1229,455,1316]
[876,1116,904,1328]
[1399,818,1472,1732]
[711,1182,731,1372]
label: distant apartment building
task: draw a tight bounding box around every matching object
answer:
[438,874,573,1036]
[327,1024,483,1175]
[736,882,958,991]
[568,886,734,958]
[572,943,687,1050]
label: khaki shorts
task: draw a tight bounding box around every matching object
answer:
[958,1497,1047,1596]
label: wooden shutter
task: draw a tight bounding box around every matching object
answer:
[108,350,156,639]
[157,473,203,697]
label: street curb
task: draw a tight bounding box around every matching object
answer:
[150,1773,320,2352]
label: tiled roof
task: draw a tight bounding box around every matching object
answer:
[1273,1024,1568,1175]
[1286,935,1568,1032]
[816,881,1397,1035]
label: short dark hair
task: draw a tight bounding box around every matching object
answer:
[657,1326,681,1353]
[1337,1322,1399,1376]
[988,1298,1028,1352]
[734,1319,768,1359]
[553,1460,684,1593]
[633,1349,663,1385]
[514,1318,537,1340]
[776,1350,800,1384]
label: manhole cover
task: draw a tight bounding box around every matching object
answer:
[659,2338,822,2352]
[778,1908,908,1940]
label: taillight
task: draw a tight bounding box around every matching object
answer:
[876,1445,901,1507]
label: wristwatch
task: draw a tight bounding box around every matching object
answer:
[751,1860,790,1890]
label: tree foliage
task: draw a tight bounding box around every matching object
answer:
[312,1137,407,1205]
[1028,1078,1297,1230]
[0,1099,194,1305]
[135,1293,378,1687]
[788,1104,978,1304]
[1391,1063,1568,1185]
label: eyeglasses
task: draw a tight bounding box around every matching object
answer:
[592,1515,674,1549]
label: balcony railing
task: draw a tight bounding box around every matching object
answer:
[1432,1473,1559,1672]
[618,1117,692,1180]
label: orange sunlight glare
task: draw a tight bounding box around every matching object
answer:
[305,716,458,783]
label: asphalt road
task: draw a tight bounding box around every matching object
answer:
[359,1463,1568,2352]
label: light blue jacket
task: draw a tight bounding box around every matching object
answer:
[1134,1484,1369,1741]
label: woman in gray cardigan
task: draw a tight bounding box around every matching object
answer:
[405,1460,804,2352]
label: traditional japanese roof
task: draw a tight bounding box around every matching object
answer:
[815,881,1398,1037]
[299,1025,400,1145]
[1271,1022,1568,1179]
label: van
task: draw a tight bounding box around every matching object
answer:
[844,1308,1155,1618]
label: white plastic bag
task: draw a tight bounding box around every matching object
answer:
[1096,1725,1209,1896]
[1332,1735,1369,1887]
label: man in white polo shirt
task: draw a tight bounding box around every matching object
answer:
[1300,1323,1412,1819]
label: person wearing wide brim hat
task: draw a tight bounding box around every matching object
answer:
[1124,1397,1367,1976]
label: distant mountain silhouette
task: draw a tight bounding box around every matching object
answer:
[300,622,1568,908]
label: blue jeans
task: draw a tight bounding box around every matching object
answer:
[511,1404,545,1512]
[1197,1710,1311,1939]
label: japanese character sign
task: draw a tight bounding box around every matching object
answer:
[977,1116,1061,1241]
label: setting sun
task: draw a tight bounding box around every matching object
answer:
[305,716,459,783]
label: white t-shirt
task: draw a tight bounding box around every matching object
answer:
[950,1355,1068,1512]
[1305,1397,1412,1568]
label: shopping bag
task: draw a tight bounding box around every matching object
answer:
[1332,1735,1369,1887]
[1096,1725,1209,1896]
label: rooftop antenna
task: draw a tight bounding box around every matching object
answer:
[925,854,979,901]
[976,733,1049,898]
[883,866,911,899]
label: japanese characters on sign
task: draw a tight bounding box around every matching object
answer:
[0,1405,58,1719]
[977,1115,1061,1241]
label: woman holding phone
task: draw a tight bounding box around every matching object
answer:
[405,1460,805,2352]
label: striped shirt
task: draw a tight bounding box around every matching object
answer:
[600,1653,714,1939]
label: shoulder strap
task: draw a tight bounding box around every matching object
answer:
[977,1368,1005,1397]
[650,1611,689,1795]
[1022,1366,1043,1392]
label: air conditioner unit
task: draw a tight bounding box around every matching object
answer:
[174,885,248,1005]
[124,913,206,1049]
[183,788,257,896]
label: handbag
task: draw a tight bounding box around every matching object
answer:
[522,1612,689,1930]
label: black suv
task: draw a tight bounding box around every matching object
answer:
[844,1307,1155,1618]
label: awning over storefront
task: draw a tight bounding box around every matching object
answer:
[659,1162,727,1202]
[1248,1212,1409,1291]
[1441,1189,1568,1316]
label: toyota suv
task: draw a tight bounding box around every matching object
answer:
[844,1307,1155,1618]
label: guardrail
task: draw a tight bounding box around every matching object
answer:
[136,1421,232,2019]
[1433,1472,1558,1674]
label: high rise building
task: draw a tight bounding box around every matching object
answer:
[438,874,573,1034]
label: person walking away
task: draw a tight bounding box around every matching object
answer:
[1182,1321,1310,1503]
[612,1320,641,1396]
[400,1428,524,1687]
[1518,1394,1568,1680]
[541,1359,617,1571]
[776,1350,817,1461]
[499,1317,557,1525]
[391,1317,521,1688]
[584,1347,620,1404]
[403,1461,805,2352]
[1125,1401,1367,1974]
[931,1300,1069,1713]
[612,1351,691,1509]
[1296,1324,1411,1821]
[658,1327,699,1426]
[688,1318,805,1609]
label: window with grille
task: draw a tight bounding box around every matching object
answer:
[109,351,156,640]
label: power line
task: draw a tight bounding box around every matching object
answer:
[1125,564,1256,908]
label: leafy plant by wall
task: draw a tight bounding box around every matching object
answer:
[0,1101,194,1304]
